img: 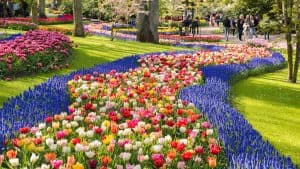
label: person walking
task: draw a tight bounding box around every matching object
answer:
[21,0,28,17]
[231,18,237,36]
[13,1,20,16]
[243,15,250,40]
[223,16,231,41]
[237,15,245,41]
[191,17,199,36]
[249,15,257,38]
[0,0,5,17]
[264,18,271,40]
[6,0,13,17]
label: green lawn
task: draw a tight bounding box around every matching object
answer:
[43,23,74,29]
[0,34,184,106]
[232,52,300,166]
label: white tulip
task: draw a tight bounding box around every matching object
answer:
[45,138,54,146]
[30,153,39,164]
[62,146,71,153]
[9,158,19,167]
[206,129,214,135]
[152,145,162,153]
[85,151,96,158]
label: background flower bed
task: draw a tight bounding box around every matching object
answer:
[85,23,222,43]
[0,45,296,168]
[0,30,73,79]
[0,15,73,25]
[0,20,37,31]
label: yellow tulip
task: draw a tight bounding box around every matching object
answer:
[72,162,84,169]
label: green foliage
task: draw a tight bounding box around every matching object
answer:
[82,0,100,19]
[60,0,73,14]
[258,15,281,34]
[232,0,275,15]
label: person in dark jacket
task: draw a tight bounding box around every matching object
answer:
[0,0,5,17]
[223,16,231,41]
[237,15,244,41]
[191,17,199,36]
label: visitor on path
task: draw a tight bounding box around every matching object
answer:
[223,16,231,41]
[210,14,215,27]
[21,0,28,17]
[191,17,199,36]
[254,15,260,32]
[13,1,20,16]
[231,18,237,36]
[0,0,5,17]
[264,18,271,40]
[183,15,191,36]
[216,13,220,27]
[6,0,13,17]
[249,15,257,38]
[237,15,245,41]
[243,15,250,40]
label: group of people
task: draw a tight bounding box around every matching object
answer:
[223,14,261,41]
[182,15,200,36]
[0,0,29,18]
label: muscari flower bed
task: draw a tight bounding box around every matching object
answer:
[0,44,296,168]
[0,33,22,42]
[0,30,73,80]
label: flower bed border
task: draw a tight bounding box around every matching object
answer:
[0,46,296,168]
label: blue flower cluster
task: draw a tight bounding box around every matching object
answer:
[0,45,296,168]
[0,33,22,42]
[179,52,296,169]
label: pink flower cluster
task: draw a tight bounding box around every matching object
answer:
[0,30,71,59]
[0,30,72,79]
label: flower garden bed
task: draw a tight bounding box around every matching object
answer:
[0,20,37,31]
[0,15,73,25]
[85,23,223,44]
[0,44,295,168]
[0,30,73,80]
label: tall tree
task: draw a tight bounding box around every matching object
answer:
[38,0,46,18]
[31,0,39,24]
[292,0,300,83]
[73,0,85,37]
[283,0,294,81]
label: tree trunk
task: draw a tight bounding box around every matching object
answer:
[276,0,283,15]
[284,0,294,82]
[38,0,46,18]
[292,0,300,83]
[32,0,39,25]
[137,0,159,43]
[73,0,84,37]
[149,0,159,43]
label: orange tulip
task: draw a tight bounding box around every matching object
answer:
[6,150,17,159]
[101,156,112,166]
[167,150,177,159]
[44,152,56,162]
[207,156,217,168]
